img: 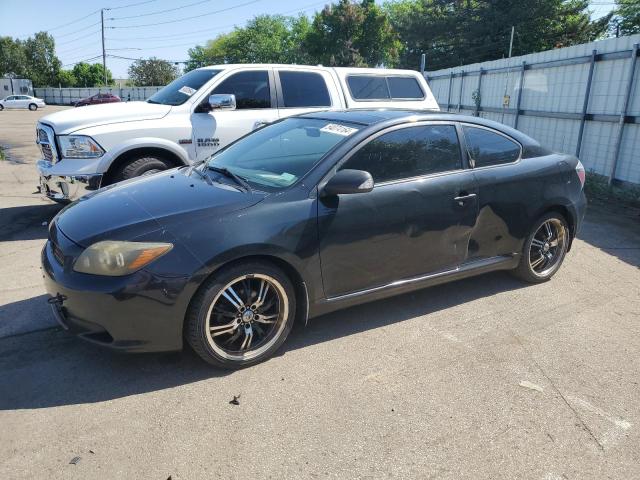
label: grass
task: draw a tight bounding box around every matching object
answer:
[0,145,5,161]
[585,171,640,209]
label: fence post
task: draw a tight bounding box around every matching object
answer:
[457,70,465,111]
[446,71,453,112]
[514,61,526,129]
[575,49,597,158]
[609,43,638,185]
[475,68,484,117]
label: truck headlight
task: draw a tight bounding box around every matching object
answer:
[58,135,104,159]
[73,241,173,276]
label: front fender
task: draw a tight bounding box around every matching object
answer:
[97,137,191,172]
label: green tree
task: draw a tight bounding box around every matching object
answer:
[305,0,400,67]
[57,69,76,87]
[185,15,312,70]
[0,36,27,77]
[23,32,61,87]
[128,58,179,86]
[386,0,611,71]
[614,0,640,35]
[71,62,113,87]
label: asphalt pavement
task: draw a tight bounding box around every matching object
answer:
[1,107,639,479]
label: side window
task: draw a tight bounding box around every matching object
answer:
[279,71,331,107]
[211,70,271,109]
[341,125,462,183]
[463,126,520,167]
[387,77,424,99]
[347,76,389,100]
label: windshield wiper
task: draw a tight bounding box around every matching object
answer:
[207,165,252,193]
[188,164,213,186]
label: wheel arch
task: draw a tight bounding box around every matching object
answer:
[182,254,310,338]
[102,145,188,186]
[540,204,576,250]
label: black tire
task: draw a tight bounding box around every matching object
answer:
[113,155,172,182]
[28,103,37,111]
[0,104,4,111]
[186,261,297,369]
[512,212,570,284]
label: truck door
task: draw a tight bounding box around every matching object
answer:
[192,69,279,161]
[273,69,339,119]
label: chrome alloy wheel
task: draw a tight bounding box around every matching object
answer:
[528,218,567,277]
[205,274,288,361]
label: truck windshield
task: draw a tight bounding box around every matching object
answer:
[206,118,361,192]
[147,69,221,106]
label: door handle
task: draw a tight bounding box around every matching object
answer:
[453,193,477,206]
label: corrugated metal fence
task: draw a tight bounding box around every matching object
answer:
[33,86,163,105]
[425,35,640,186]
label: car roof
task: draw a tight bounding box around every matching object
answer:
[298,109,545,150]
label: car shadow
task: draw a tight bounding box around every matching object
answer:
[0,204,63,241]
[0,271,525,411]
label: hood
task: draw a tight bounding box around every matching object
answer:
[55,169,266,246]
[40,101,171,134]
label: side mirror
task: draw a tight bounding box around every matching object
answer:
[208,94,236,110]
[322,169,374,196]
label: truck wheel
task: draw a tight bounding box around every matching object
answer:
[114,156,173,182]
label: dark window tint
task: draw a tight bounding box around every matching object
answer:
[212,70,271,109]
[347,75,424,100]
[341,125,461,183]
[279,71,331,107]
[463,126,520,167]
[347,76,390,100]
[387,77,424,99]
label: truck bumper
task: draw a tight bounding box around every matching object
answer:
[37,159,103,202]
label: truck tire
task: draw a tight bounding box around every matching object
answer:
[114,155,173,182]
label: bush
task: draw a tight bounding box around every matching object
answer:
[585,171,640,209]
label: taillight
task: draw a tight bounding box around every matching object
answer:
[575,160,586,189]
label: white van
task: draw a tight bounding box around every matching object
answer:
[36,64,439,201]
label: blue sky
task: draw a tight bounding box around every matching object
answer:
[0,0,616,78]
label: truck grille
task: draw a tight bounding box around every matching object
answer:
[36,124,59,164]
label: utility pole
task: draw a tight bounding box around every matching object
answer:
[101,9,107,86]
[508,26,515,58]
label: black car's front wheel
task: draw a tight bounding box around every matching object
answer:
[186,261,296,369]
[513,212,569,283]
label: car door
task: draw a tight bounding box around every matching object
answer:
[191,69,279,161]
[18,96,30,108]
[460,124,526,260]
[318,122,479,298]
[274,69,337,119]
[4,96,16,108]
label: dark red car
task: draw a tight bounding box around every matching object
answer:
[74,93,121,107]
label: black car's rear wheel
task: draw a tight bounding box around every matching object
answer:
[186,261,296,369]
[513,212,569,283]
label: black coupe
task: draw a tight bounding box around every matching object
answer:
[43,109,587,368]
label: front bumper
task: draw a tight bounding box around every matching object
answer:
[41,226,188,353]
[37,159,102,202]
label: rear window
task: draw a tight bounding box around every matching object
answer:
[279,71,331,108]
[347,75,424,101]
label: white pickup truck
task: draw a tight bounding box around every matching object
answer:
[36,64,439,202]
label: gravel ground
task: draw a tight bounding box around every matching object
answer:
[0,107,639,480]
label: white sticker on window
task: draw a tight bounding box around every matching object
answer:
[178,86,196,96]
[320,123,358,136]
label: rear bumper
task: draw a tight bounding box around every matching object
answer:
[37,159,103,202]
[41,234,188,353]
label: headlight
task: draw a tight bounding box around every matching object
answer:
[58,135,104,159]
[73,241,173,276]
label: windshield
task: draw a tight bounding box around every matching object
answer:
[206,118,361,191]
[147,69,221,106]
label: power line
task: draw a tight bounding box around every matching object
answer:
[106,0,159,11]
[55,21,102,39]
[109,0,212,20]
[47,9,102,32]
[62,55,103,67]
[108,0,261,28]
[56,29,102,47]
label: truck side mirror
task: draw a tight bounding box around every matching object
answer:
[208,94,236,110]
